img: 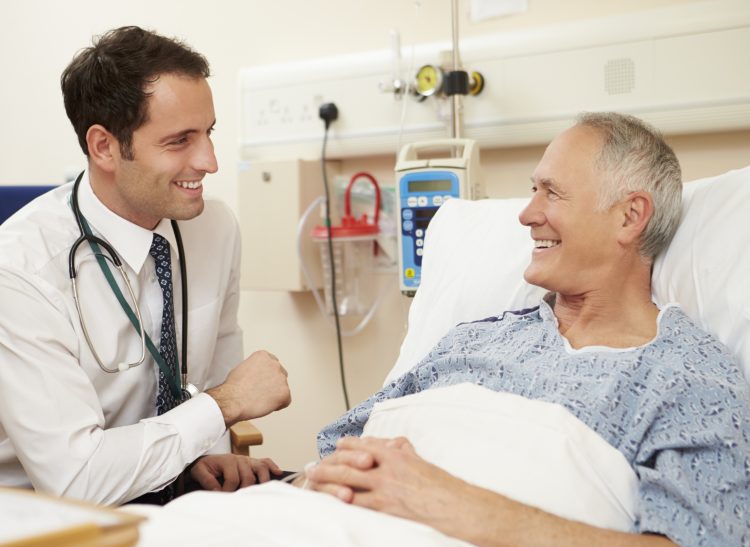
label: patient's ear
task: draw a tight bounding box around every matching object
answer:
[617,191,653,246]
[86,124,118,174]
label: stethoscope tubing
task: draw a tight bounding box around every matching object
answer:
[72,251,147,373]
[68,171,192,399]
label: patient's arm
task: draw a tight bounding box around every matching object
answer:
[306,437,677,547]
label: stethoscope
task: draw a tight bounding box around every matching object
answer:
[69,171,197,400]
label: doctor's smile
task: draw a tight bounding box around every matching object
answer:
[174,179,204,191]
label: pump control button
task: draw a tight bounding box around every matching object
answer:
[407,197,418,207]
[405,268,416,279]
[432,196,443,206]
[417,196,428,206]
[403,220,413,231]
[415,229,424,237]
[402,209,414,220]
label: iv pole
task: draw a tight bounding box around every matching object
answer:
[450,0,464,139]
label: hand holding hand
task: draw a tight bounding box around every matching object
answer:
[305,436,463,524]
[306,438,679,547]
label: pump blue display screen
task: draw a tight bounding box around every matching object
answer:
[407,179,453,192]
[398,170,461,290]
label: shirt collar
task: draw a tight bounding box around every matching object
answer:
[77,170,178,273]
[539,294,557,323]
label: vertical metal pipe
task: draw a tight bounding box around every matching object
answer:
[450,0,463,140]
[451,0,460,70]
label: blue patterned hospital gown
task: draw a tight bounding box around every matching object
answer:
[317,301,750,546]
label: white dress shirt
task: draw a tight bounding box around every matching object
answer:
[0,171,244,505]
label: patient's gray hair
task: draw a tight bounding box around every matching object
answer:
[576,112,682,261]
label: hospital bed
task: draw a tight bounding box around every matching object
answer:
[129,164,750,545]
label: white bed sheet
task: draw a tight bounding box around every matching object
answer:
[363,384,638,532]
[129,482,469,547]
[130,384,637,546]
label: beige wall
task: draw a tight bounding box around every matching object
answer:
[2,0,749,469]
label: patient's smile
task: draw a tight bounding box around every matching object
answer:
[534,239,560,249]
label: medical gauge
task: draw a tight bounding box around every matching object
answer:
[69,172,197,401]
[395,138,483,296]
[415,64,444,98]
[413,64,484,100]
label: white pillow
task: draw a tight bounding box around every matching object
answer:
[386,198,545,383]
[652,166,750,383]
[387,166,750,385]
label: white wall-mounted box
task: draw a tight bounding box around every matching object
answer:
[239,0,750,160]
[238,159,339,291]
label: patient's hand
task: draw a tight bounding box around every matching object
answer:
[307,438,679,547]
[305,436,464,523]
[190,454,284,492]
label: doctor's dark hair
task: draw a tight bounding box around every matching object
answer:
[61,26,210,160]
[576,112,682,261]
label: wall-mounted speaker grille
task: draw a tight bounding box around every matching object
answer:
[605,58,636,95]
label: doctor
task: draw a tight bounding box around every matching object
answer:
[0,26,291,505]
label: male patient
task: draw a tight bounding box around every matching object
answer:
[307,113,750,546]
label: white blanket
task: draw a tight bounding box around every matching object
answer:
[130,482,469,546]
[130,384,638,546]
[363,384,639,531]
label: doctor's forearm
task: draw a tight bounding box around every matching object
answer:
[66,400,222,504]
[24,396,225,505]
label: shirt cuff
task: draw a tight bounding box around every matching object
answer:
[143,393,226,462]
[206,430,231,454]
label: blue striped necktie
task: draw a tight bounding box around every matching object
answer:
[149,234,181,415]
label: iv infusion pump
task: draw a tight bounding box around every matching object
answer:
[395,138,483,296]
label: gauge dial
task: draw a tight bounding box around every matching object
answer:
[415,64,444,97]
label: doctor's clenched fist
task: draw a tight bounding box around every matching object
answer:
[207,350,291,426]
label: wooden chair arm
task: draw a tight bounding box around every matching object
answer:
[229,420,264,456]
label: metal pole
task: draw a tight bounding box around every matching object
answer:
[451,0,463,139]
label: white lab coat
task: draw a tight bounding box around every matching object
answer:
[0,171,243,505]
